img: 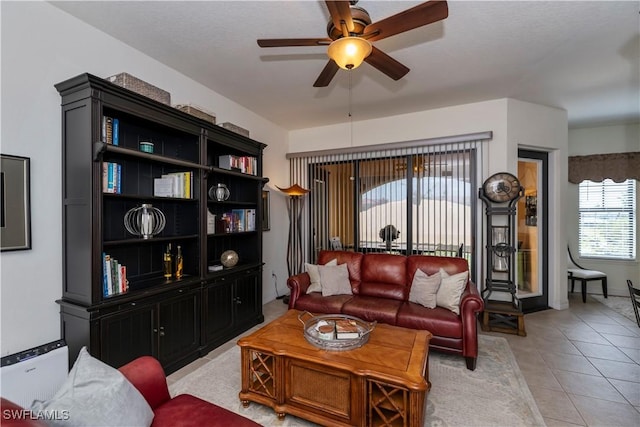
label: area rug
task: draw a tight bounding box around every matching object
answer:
[170,334,545,426]
[591,295,636,323]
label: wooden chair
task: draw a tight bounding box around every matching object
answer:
[567,246,607,303]
[627,280,640,328]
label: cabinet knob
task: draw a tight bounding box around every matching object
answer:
[130,302,136,306]
[235,298,242,305]
[159,326,165,337]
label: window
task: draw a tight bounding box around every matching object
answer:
[578,179,636,260]
[286,136,486,268]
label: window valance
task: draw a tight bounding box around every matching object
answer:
[568,152,640,184]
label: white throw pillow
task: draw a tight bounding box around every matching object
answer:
[305,258,338,293]
[408,269,441,308]
[435,268,469,315]
[319,263,353,296]
[30,347,154,427]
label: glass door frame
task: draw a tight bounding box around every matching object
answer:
[518,149,549,312]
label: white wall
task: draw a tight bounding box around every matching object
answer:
[0,1,289,356]
[289,98,569,309]
[567,123,640,296]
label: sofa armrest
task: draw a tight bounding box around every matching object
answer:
[286,272,311,309]
[118,356,171,410]
[459,280,485,360]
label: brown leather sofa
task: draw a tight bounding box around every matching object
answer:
[287,250,484,370]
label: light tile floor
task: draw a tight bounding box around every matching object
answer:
[168,294,640,426]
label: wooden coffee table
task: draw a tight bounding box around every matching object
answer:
[238,309,431,426]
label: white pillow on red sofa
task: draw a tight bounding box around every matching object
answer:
[305,258,337,293]
[30,347,154,427]
[408,269,441,308]
[435,268,469,315]
[318,263,353,296]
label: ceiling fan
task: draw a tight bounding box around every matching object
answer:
[257,0,449,87]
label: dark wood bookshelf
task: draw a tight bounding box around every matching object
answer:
[56,73,267,374]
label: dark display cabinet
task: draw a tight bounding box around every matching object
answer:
[56,73,267,373]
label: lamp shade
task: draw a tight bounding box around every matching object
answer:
[276,184,310,197]
[327,37,372,70]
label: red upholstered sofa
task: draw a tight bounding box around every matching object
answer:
[287,250,484,370]
[1,356,259,427]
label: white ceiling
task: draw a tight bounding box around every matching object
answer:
[51,1,640,131]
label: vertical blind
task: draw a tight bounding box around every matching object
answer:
[286,133,490,271]
[579,179,637,260]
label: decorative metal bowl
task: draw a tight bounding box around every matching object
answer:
[298,311,376,351]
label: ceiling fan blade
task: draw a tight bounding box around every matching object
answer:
[326,0,355,33]
[257,38,331,47]
[364,0,448,42]
[364,46,410,80]
[313,60,340,87]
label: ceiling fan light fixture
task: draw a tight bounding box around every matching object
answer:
[327,36,372,70]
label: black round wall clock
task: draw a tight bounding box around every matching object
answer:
[482,172,522,203]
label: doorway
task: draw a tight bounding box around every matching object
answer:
[517,149,548,312]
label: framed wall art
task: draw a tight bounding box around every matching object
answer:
[1,154,31,251]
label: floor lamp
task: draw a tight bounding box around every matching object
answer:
[276,184,310,304]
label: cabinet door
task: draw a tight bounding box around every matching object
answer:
[234,269,262,328]
[99,303,156,368]
[157,289,200,366]
[202,278,234,346]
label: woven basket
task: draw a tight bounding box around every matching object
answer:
[106,73,171,105]
[175,104,216,124]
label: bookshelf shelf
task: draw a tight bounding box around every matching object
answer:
[56,73,267,374]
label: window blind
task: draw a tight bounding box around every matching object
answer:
[285,133,489,270]
[578,179,636,260]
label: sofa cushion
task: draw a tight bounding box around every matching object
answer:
[408,269,441,308]
[152,394,260,427]
[341,296,402,325]
[305,258,337,293]
[318,250,364,292]
[396,302,462,338]
[436,269,468,315]
[319,263,353,296]
[294,293,354,313]
[359,253,408,301]
[30,347,154,427]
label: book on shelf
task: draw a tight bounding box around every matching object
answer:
[335,319,359,339]
[154,177,174,197]
[218,155,257,175]
[112,118,119,146]
[231,209,246,232]
[102,162,122,194]
[157,171,192,198]
[245,208,256,231]
[222,208,256,232]
[102,252,128,297]
[102,116,119,145]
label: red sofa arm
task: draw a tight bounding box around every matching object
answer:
[459,280,484,359]
[287,272,311,309]
[118,356,171,410]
